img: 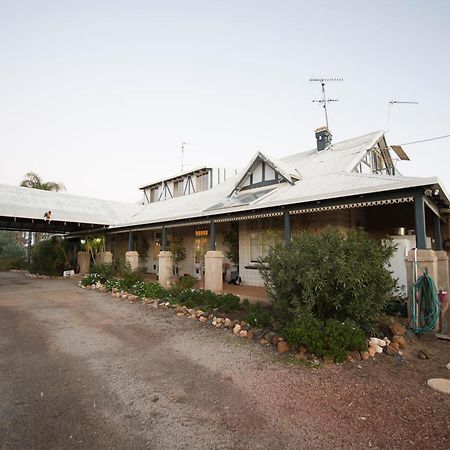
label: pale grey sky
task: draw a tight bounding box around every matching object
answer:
[1,0,449,202]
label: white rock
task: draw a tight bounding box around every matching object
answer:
[369,337,386,347]
[427,378,450,395]
[233,324,242,335]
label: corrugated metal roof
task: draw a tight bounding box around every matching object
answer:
[111,172,442,228]
[0,184,141,225]
[1,131,447,231]
[280,130,384,178]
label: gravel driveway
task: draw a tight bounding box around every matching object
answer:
[0,272,448,449]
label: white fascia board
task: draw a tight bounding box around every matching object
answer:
[345,131,385,173]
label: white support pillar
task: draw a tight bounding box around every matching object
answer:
[158,251,173,288]
[96,251,113,265]
[77,251,90,275]
[125,251,139,271]
[436,251,449,293]
[204,250,224,293]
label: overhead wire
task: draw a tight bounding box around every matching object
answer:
[399,134,450,146]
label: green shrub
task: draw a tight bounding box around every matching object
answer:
[0,231,27,270]
[283,315,367,362]
[90,262,117,282]
[173,289,241,313]
[171,275,197,295]
[259,228,397,333]
[243,303,273,328]
[31,236,70,276]
[215,293,241,313]
[132,281,167,299]
[104,277,124,291]
[119,262,143,290]
[80,273,101,286]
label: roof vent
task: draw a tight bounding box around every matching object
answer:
[315,126,332,152]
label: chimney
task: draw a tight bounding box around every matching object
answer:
[315,126,332,151]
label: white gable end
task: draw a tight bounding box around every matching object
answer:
[229,151,300,196]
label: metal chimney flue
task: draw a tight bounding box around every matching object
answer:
[315,126,332,151]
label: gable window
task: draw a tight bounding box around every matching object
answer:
[150,186,159,202]
[173,180,183,198]
[196,173,209,192]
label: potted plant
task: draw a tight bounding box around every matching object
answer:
[168,237,186,281]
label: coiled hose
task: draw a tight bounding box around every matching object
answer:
[409,262,443,334]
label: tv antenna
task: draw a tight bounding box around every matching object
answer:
[386,100,419,132]
[310,77,343,129]
[181,141,193,172]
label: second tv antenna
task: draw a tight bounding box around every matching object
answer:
[310,77,343,129]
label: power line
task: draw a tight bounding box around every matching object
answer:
[400,134,450,146]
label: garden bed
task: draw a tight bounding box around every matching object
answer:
[79,272,414,365]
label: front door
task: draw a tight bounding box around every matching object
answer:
[193,236,208,279]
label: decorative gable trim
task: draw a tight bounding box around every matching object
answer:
[229,151,300,197]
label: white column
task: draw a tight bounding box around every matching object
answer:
[204,250,224,292]
[125,251,139,271]
[96,251,113,265]
[77,251,90,274]
[158,251,173,288]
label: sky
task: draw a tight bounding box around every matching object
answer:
[0,0,449,203]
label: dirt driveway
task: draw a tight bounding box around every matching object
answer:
[0,272,448,449]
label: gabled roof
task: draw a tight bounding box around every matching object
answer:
[229,151,301,196]
[280,130,385,179]
[2,130,448,233]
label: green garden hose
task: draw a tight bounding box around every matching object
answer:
[409,262,443,334]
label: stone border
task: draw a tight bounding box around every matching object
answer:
[79,281,408,364]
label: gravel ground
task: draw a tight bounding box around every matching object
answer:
[0,271,449,449]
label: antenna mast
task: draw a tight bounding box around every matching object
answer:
[310,77,342,129]
[386,100,419,132]
[181,142,193,172]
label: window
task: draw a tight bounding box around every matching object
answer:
[196,173,209,192]
[150,187,159,202]
[173,180,183,198]
[249,221,282,262]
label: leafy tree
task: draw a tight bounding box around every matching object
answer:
[222,222,239,266]
[20,172,66,263]
[31,236,70,275]
[82,235,105,264]
[0,231,27,270]
[258,228,397,333]
[20,172,65,192]
[169,237,186,275]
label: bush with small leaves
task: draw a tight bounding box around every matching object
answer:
[259,228,397,333]
[104,277,124,291]
[31,236,70,276]
[283,315,367,363]
[171,275,197,296]
[132,281,167,299]
[80,273,101,286]
[90,262,117,283]
[173,289,241,313]
[243,303,273,328]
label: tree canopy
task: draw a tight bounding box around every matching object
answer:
[20,172,65,192]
